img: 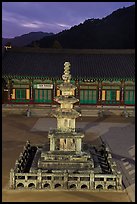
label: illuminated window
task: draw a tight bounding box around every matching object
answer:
[26,89,30,99]
[102,90,106,100]
[57,89,60,96]
[116,90,120,101]
[11,89,15,99]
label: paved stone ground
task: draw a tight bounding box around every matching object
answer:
[2,115,134,202]
[101,124,135,202]
[31,117,135,202]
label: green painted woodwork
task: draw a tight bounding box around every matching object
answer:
[125,81,135,85]
[12,79,21,84]
[56,79,75,84]
[101,90,120,104]
[80,85,97,89]
[13,84,29,88]
[80,90,97,104]
[57,80,63,84]
[105,90,119,104]
[13,89,29,102]
[102,80,121,84]
[79,82,98,85]
[11,99,30,103]
[106,90,116,100]
[102,86,120,89]
[20,79,30,83]
[125,86,135,90]
[70,80,75,84]
[124,90,135,105]
[34,89,52,103]
[33,79,52,84]
[16,89,26,100]
[41,80,52,83]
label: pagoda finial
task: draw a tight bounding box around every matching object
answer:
[62,61,71,82]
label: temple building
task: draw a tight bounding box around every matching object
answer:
[2,48,135,114]
[9,62,122,191]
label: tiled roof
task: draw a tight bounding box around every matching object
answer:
[2,48,135,80]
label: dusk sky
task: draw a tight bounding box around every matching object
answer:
[2,2,135,38]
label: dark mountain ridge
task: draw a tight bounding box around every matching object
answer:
[30,5,135,49]
[2,31,54,47]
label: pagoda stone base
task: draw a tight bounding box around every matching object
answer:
[9,141,122,191]
[37,147,94,171]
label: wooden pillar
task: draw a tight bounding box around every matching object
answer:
[121,80,124,105]
[98,88,101,101]
[98,81,102,105]
[53,81,56,104]
[75,80,80,106]
[7,79,11,102]
[30,80,33,102]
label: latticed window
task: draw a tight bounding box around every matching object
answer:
[47,90,51,100]
[80,90,84,100]
[34,89,52,103]
[16,89,26,99]
[106,90,111,100]
[102,85,121,104]
[124,90,135,105]
[106,90,116,101]
[102,89,120,104]
[39,90,43,99]
[80,90,97,104]
[35,89,38,100]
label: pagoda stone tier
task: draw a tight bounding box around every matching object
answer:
[37,62,94,171]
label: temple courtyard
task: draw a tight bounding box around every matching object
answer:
[2,115,135,202]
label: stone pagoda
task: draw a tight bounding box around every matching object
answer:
[9,62,122,191]
[38,61,93,171]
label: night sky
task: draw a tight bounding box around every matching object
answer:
[2,2,135,38]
